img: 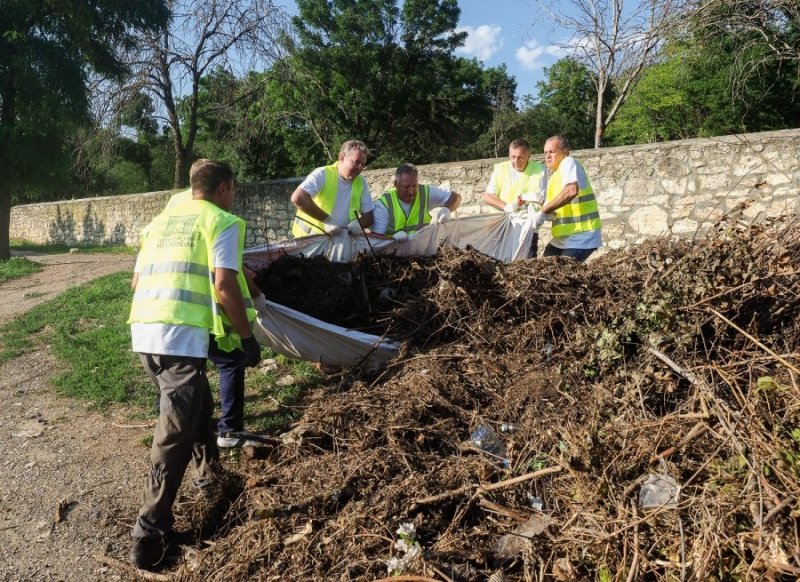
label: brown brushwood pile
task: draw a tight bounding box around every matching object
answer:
[183,211,800,581]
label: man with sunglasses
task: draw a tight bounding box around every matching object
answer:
[290,140,374,237]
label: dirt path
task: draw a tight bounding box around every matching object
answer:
[0,253,150,582]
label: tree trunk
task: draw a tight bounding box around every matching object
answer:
[594,90,604,149]
[0,194,11,261]
[173,147,189,189]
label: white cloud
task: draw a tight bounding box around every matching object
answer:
[516,40,564,71]
[455,24,503,62]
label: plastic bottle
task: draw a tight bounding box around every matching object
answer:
[470,424,510,468]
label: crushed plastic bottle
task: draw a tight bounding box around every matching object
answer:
[638,473,680,510]
[527,494,544,511]
[470,424,510,468]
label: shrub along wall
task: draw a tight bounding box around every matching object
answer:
[10,129,800,252]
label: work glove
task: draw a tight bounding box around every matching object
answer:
[322,222,341,236]
[431,207,452,224]
[252,293,268,317]
[527,210,548,231]
[241,335,261,367]
[392,230,409,243]
[503,202,519,213]
[347,219,363,235]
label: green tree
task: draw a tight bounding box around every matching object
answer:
[606,35,800,144]
[123,0,286,188]
[0,0,168,259]
[508,57,597,152]
[188,69,298,181]
[544,0,676,147]
[271,0,501,168]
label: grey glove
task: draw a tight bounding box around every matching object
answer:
[503,202,519,213]
[392,230,409,243]
[322,222,341,236]
[347,219,362,235]
[241,336,261,367]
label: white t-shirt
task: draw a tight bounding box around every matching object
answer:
[548,156,602,250]
[299,166,373,226]
[371,185,453,235]
[131,223,241,357]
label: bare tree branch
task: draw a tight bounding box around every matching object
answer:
[542,0,676,147]
[102,0,288,187]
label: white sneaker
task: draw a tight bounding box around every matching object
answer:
[217,431,268,448]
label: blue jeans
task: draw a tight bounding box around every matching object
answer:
[208,338,246,435]
[542,243,596,263]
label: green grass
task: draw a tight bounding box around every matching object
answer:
[0,257,41,283]
[0,271,153,408]
[0,270,320,430]
[10,239,137,255]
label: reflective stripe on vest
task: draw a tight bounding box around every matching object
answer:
[546,159,601,238]
[493,160,546,204]
[378,185,431,235]
[129,199,256,352]
[292,163,365,237]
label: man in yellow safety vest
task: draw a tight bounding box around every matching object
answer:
[481,138,547,257]
[530,135,602,262]
[127,159,261,570]
[372,163,461,242]
[290,140,374,237]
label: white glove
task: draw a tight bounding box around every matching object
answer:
[252,293,268,317]
[528,210,548,231]
[347,219,362,235]
[322,222,341,236]
[503,202,519,213]
[392,231,408,243]
[431,207,452,223]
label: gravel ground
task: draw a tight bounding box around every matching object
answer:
[0,253,150,581]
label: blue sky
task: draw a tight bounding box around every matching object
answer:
[455,1,566,99]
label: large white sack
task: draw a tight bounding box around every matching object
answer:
[244,213,535,367]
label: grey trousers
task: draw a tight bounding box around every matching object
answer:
[132,353,218,539]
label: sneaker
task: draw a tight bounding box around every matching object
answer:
[130,536,168,570]
[315,362,342,375]
[217,431,269,448]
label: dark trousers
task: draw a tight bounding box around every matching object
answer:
[542,243,596,263]
[208,337,246,435]
[133,353,218,539]
[528,232,539,258]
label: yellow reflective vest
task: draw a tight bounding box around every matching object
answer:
[492,160,546,205]
[129,198,256,352]
[292,163,364,237]
[377,186,431,235]
[546,158,601,238]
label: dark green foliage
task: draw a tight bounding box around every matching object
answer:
[265,0,504,168]
[0,0,169,258]
[606,34,800,145]
[517,57,599,151]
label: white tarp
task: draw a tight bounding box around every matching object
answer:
[244,213,535,368]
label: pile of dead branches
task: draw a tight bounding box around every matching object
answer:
[181,211,800,582]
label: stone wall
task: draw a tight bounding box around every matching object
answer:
[10,129,800,251]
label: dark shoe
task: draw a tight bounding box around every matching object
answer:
[217,431,269,448]
[130,536,168,570]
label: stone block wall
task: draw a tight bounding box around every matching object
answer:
[10,129,800,251]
